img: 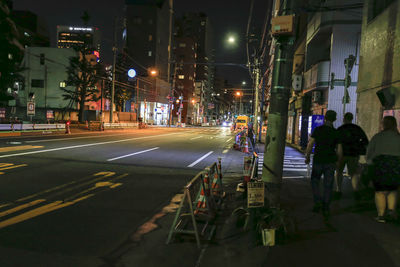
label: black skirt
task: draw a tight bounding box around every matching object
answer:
[372,155,400,192]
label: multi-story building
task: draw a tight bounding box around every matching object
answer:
[175,12,214,123]
[11,10,50,47]
[173,37,196,124]
[124,0,171,124]
[57,25,101,55]
[15,47,78,120]
[357,0,400,138]
[285,0,363,148]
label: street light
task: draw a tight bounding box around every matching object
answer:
[235,91,243,114]
[228,36,235,43]
[148,68,158,77]
[242,81,246,85]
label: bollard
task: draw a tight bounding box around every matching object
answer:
[65,120,71,134]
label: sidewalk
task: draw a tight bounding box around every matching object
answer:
[113,142,400,267]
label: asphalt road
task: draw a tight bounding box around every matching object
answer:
[0,127,238,266]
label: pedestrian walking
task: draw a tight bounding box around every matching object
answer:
[334,112,369,200]
[305,110,343,220]
[366,116,400,223]
[247,125,255,151]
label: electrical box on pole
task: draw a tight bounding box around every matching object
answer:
[271,15,295,36]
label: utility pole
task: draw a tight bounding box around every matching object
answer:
[167,0,174,127]
[262,3,295,207]
[253,57,260,138]
[110,17,117,123]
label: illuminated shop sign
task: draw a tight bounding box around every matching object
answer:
[68,27,93,31]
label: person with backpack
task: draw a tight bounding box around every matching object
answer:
[334,112,369,200]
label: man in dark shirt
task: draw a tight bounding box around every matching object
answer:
[334,112,369,200]
[305,110,343,220]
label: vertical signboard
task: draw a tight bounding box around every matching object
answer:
[0,108,6,119]
[27,101,35,116]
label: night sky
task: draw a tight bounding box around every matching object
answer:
[13,0,269,85]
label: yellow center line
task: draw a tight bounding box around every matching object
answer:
[0,199,45,218]
[0,164,27,172]
[0,194,94,229]
[0,163,13,168]
[0,145,43,153]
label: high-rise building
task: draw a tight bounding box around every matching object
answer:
[124,0,170,81]
[175,12,214,123]
[57,25,101,53]
[12,10,50,47]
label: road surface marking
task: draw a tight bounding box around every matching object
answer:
[283,168,308,171]
[0,133,178,159]
[0,194,94,229]
[107,147,159,161]
[16,171,115,202]
[0,145,43,153]
[187,151,214,167]
[225,138,233,142]
[222,149,229,154]
[0,164,27,172]
[283,176,306,179]
[190,136,203,140]
[25,133,134,143]
[0,199,45,218]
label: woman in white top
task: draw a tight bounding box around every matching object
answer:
[366,116,400,223]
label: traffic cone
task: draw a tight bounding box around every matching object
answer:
[243,156,252,186]
[194,172,211,215]
[85,120,89,130]
[242,140,249,153]
[211,172,220,196]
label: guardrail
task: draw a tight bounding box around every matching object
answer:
[166,158,223,248]
[0,123,65,131]
[103,122,138,128]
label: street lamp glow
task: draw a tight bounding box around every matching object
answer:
[228,36,235,43]
[149,69,158,76]
[242,81,246,85]
[127,68,136,78]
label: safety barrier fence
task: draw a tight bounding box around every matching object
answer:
[0,123,65,131]
[166,158,224,248]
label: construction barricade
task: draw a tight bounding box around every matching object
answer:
[237,152,259,192]
[166,159,225,248]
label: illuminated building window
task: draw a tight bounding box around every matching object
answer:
[149,35,153,41]
[148,51,152,57]
[179,43,186,48]
[59,81,66,88]
[178,75,185,80]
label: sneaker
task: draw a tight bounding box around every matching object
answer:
[322,209,330,221]
[353,191,362,201]
[332,191,342,200]
[312,202,322,213]
[386,210,398,222]
[375,216,386,223]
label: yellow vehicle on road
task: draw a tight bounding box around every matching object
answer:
[235,115,249,130]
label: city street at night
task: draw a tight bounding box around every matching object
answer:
[1,0,400,266]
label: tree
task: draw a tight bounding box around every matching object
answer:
[62,11,100,122]
[63,48,101,122]
[0,1,24,102]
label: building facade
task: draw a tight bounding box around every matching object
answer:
[286,0,363,148]
[357,0,400,138]
[57,25,101,55]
